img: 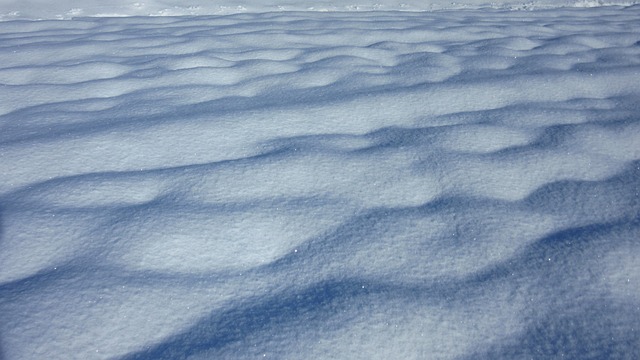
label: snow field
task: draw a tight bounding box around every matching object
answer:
[0,5,639,360]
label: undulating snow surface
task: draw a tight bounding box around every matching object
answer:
[1,3,640,360]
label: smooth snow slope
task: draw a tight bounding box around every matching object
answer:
[1,0,639,19]
[1,4,640,360]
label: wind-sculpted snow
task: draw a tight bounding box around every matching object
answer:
[1,6,640,360]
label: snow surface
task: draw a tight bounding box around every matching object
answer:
[1,1,640,359]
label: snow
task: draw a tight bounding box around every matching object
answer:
[1,1,639,359]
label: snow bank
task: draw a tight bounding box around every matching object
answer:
[0,4,639,360]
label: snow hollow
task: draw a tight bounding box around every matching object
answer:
[0,2,639,359]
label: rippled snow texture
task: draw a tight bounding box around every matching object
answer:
[0,6,639,360]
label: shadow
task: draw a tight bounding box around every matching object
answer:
[0,206,7,360]
[463,299,640,360]
[117,278,393,359]
[0,204,3,249]
[522,159,640,218]
[0,339,6,360]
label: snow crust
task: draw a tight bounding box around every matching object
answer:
[0,3,639,360]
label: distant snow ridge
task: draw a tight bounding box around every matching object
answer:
[1,0,640,19]
[1,5,640,360]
